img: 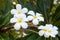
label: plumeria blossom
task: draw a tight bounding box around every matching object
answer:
[58,2,60,4]
[10,16,28,30]
[11,4,28,18]
[53,0,57,4]
[18,32,27,37]
[27,11,44,25]
[12,2,16,5]
[38,24,58,38]
[22,32,27,37]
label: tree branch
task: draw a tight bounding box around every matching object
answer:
[0,22,38,32]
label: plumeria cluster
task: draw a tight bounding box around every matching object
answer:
[10,3,58,38]
[10,4,44,30]
[10,4,28,30]
[38,24,58,38]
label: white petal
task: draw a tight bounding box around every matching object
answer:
[36,13,42,17]
[13,2,16,5]
[39,30,44,36]
[16,4,22,10]
[53,0,57,4]
[32,19,39,25]
[53,26,58,30]
[10,18,17,23]
[28,11,35,16]
[23,32,27,37]
[45,24,53,29]
[53,2,57,4]
[14,14,20,18]
[21,22,28,29]
[50,34,55,37]
[52,30,58,35]
[19,14,26,19]
[14,23,21,30]
[44,33,50,38]
[27,16,33,21]
[11,9,17,14]
[23,17,28,22]
[21,8,28,13]
[38,25,44,29]
[14,14,26,19]
[38,17,44,21]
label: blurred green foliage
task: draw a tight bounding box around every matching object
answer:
[0,0,60,40]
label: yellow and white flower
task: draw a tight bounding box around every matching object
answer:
[38,24,58,38]
[27,11,44,25]
[10,17,28,30]
[11,4,28,18]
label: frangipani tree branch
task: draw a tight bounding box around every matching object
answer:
[0,22,38,32]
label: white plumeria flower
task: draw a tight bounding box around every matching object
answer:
[10,17,28,30]
[22,32,27,37]
[27,11,44,25]
[18,32,27,37]
[12,2,16,5]
[58,2,60,4]
[53,0,57,4]
[11,4,28,18]
[38,24,58,38]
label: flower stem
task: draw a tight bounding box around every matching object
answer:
[50,37,52,40]
[55,37,59,40]
[25,29,38,34]
[45,37,46,40]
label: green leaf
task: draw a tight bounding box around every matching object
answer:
[26,34,38,40]
[36,36,45,40]
[52,5,60,26]
[37,0,53,24]
[18,0,37,11]
[0,0,12,27]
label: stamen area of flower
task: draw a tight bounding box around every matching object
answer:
[48,30,52,33]
[34,16,37,19]
[43,29,52,33]
[43,29,47,32]
[17,19,23,23]
[18,11,21,14]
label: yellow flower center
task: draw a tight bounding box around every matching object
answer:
[34,16,37,19]
[18,19,23,23]
[18,11,21,14]
[48,30,51,33]
[43,28,52,33]
[43,29,47,32]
